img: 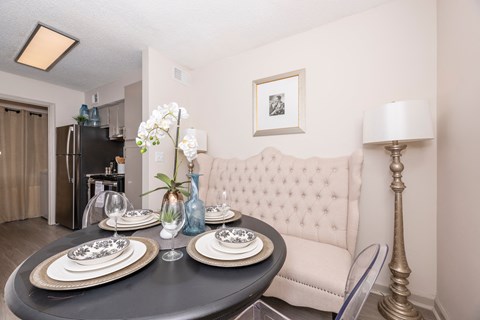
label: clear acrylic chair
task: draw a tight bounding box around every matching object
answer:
[81,191,134,228]
[234,244,388,320]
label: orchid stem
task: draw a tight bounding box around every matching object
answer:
[173,110,181,181]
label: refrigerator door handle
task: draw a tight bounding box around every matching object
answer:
[66,126,73,183]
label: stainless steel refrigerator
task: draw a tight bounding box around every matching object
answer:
[56,125,123,229]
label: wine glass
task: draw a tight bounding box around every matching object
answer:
[104,191,127,237]
[161,205,186,261]
[217,190,229,228]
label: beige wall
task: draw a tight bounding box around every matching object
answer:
[0,70,84,126]
[189,0,437,300]
[437,0,480,319]
[141,47,193,210]
[84,69,141,106]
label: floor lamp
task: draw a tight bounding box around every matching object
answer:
[363,100,434,320]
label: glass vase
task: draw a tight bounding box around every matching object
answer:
[183,173,206,236]
[159,190,185,239]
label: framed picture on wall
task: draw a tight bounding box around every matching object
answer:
[253,69,305,136]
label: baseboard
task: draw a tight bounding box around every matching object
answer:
[433,298,449,320]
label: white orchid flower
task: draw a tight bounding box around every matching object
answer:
[179,129,198,162]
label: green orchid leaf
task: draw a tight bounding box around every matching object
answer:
[173,180,191,188]
[140,186,169,197]
[154,173,172,188]
[178,189,190,198]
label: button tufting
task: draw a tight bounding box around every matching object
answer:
[332,225,337,230]
[332,195,337,200]
[315,224,319,228]
[301,192,306,198]
[308,207,312,212]
[332,168,337,173]
[323,209,328,215]
[302,168,307,173]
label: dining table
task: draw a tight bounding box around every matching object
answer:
[4,214,287,320]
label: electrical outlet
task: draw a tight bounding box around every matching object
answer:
[155,152,164,162]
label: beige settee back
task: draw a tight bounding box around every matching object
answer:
[197,147,363,256]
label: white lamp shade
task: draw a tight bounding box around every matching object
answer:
[363,100,434,144]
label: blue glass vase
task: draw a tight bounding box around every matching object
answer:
[183,173,205,236]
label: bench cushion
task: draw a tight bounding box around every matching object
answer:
[264,234,352,312]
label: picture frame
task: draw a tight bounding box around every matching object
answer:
[253,69,305,136]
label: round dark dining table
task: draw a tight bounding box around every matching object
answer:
[5,215,286,320]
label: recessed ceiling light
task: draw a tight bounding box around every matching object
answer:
[15,23,79,71]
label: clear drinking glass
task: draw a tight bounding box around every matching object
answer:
[104,191,127,237]
[161,204,186,261]
[217,190,229,228]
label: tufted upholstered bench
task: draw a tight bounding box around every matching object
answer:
[196,147,363,313]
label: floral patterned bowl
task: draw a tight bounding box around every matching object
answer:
[122,209,153,222]
[214,228,256,249]
[67,237,130,265]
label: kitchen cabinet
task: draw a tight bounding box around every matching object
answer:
[108,101,125,139]
[124,81,142,140]
[99,106,109,128]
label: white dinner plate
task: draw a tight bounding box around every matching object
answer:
[210,237,260,254]
[64,244,134,272]
[47,240,146,281]
[106,215,158,228]
[195,232,263,261]
[119,213,154,224]
[205,211,235,221]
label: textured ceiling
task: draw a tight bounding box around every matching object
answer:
[0,0,393,92]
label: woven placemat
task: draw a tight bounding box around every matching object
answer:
[133,225,212,249]
[29,237,159,291]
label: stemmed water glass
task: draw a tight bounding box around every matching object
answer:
[160,206,186,261]
[217,190,229,228]
[104,191,127,237]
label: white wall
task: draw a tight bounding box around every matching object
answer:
[0,70,85,224]
[0,70,84,126]
[84,69,141,106]
[437,0,480,319]
[142,47,193,210]
[190,0,437,300]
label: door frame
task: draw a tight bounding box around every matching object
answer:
[0,93,56,225]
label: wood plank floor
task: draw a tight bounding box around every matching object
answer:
[0,218,436,320]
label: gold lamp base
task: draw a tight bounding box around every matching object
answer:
[379,295,423,320]
[378,141,423,320]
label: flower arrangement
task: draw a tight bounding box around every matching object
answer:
[136,102,198,197]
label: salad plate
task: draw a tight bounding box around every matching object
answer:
[109,215,158,227]
[187,231,273,268]
[30,237,159,290]
[215,228,256,249]
[205,210,242,225]
[205,210,235,221]
[210,236,260,254]
[195,232,263,261]
[67,237,130,266]
[64,245,134,272]
[121,209,153,223]
[48,240,146,281]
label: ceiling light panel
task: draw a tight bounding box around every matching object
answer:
[15,23,79,71]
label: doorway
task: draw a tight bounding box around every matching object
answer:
[0,98,53,224]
